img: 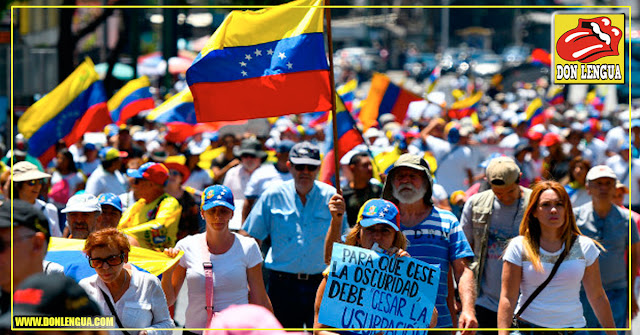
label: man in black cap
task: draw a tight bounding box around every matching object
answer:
[0,199,50,315]
[243,141,348,329]
[0,273,103,334]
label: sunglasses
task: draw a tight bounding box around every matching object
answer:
[25,179,46,186]
[294,164,318,172]
[88,253,125,268]
[241,154,257,159]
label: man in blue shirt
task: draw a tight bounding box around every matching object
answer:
[574,165,640,333]
[243,141,347,329]
[382,153,477,331]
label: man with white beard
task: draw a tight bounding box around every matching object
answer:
[324,153,477,331]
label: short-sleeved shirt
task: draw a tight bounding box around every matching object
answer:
[243,180,348,274]
[342,182,382,228]
[244,164,292,199]
[85,165,129,197]
[574,202,640,289]
[503,235,599,328]
[400,206,474,328]
[175,233,262,332]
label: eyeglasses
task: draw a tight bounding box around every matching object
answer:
[294,164,318,172]
[0,234,35,253]
[25,179,46,186]
[88,253,125,268]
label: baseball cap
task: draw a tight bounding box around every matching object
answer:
[289,141,321,166]
[84,143,97,151]
[586,165,617,182]
[539,132,561,147]
[99,146,128,161]
[12,161,51,182]
[164,155,191,182]
[127,162,169,186]
[61,193,102,214]
[97,193,123,212]
[0,199,50,240]
[14,134,28,156]
[357,199,400,231]
[10,273,101,317]
[486,156,521,186]
[201,185,235,211]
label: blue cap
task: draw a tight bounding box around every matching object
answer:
[84,143,96,151]
[97,193,123,212]
[276,140,295,153]
[631,119,640,129]
[201,185,235,211]
[358,199,400,231]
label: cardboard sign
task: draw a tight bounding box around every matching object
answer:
[318,243,440,335]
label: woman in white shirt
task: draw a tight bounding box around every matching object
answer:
[79,228,174,335]
[497,181,615,334]
[162,185,272,333]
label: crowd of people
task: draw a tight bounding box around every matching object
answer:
[0,75,639,335]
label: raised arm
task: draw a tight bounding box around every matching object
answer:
[324,193,345,265]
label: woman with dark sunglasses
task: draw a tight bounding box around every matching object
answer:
[79,228,174,335]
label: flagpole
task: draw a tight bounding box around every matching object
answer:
[324,0,341,194]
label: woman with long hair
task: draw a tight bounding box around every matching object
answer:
[563,156,592,208]
[497,181,615,334]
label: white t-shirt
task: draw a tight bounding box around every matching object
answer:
[503,235,600,328]
[175,233,262,331]
[222,165,253,201]
[244,164,292,199]
[430,139,473,194]
[85,166,129,197]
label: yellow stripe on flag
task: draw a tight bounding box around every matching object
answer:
[107,76,151,111]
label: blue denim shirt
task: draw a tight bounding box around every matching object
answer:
[243,180,348,274]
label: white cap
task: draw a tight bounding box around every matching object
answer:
[586,165,617,182]
[61,194,102,213]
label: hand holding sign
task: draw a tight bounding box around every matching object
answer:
[318,243,440,335]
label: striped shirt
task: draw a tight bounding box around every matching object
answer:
[400,206,474,328]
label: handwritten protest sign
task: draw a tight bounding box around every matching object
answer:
[318,243,440,335]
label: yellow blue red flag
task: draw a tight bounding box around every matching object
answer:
[45,237,183,282]
[146,88,196,124]
[359,73,422,131]
[186,0,331,122]
[108,76,155,125]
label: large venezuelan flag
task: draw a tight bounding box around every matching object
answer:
[108,76,155,125]
[319,94,364,185]
[186,0,331,122]
[525,97,545,127]
[18,58,110,166]
[358,73,422,131]
[45,237,183,282]
[448,91,483,119]
[146,88,197,124]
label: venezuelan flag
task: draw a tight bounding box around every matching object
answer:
[426,66,441,94]
[146,88,197,124]
[525,97,545,127]
[186,0,331,122]
[546,85,565,105]
[530,48,551,67]
[448,91,483,119]
[319,94,364,185]
[359,73,422,131]
[108,76,155,125]
[18,58,110,166]
[45,237,183,282]
[337,79,358,111]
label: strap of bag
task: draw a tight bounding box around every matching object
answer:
[514,235,577,320]
[99,289,132,335]
[202,235,215,323]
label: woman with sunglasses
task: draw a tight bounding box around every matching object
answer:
[9,161,62,237]
[79,228,174,335]
[313,198,438,334]
[497,181,615,334]
[162,185,272,334]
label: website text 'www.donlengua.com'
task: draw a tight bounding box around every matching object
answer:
[13,316,115,328]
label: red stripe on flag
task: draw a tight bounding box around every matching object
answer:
[390,89,422,123]
[191,70,331,122]
[117,97,155,125]
[319,149,335,185]
[337,130,363,158]
[63,102,111,150]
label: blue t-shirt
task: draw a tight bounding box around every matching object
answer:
[400,206,474,328]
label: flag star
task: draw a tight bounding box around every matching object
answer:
[239,61,247,67]
[245,54,252,61]
[267,49,274,55]
[241,70,248,76]
[278,52,286,60]
[286,62,293,69]
[254,49,262,56]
